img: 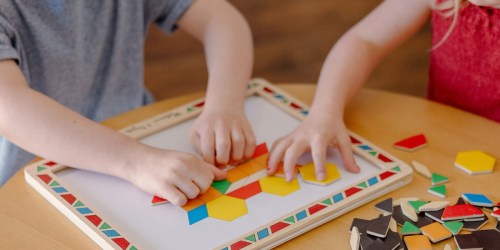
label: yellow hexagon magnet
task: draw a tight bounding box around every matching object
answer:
[259,176,300,196]
[206,195,248,221]
[299,162,341,186]
[455,150,496,174]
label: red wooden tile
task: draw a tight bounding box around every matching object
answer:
[151,196,168,205]
[85,215,102,227]
[227,181,262,200]
[308,204,327,215]
[112,238,130,250]
[251,143,268,159]
[377,154,393,163]
[442,204,484,221]
[393,134,428,152]
[379,171,396,180]
[37,174,52,184]
[270,221,290,233]
[61,194,76,205]
[345,187,362,197]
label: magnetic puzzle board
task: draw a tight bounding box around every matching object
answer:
[25,79,413,250]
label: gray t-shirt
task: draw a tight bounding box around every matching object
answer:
[0,0,191,186]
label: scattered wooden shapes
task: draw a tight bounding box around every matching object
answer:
[443,221,463,235]
[400,221,421,235]
[403,235,432,250]
[401,200,419,222]
[375,197,393,214]
[381,230,401,250]
[392,205,409,226]
[411,160,432,179]
[393,134,428,152]
[456,197,466,205]
[366,215,392,238]
[364,239,386,250]
[420,222,452,243]
[454,234,482,250]
[455,150,496,175]
[431,173,449,186]
[350,226,361,250]
[462,193,494,207]
[419,201,450,212]
[442,204,484,221]
[416,213,435,228]
[471,229,500,250]
[389,218,397,233]
[427,185,446,198]
[408,200,428,213]
[359,233,375,250]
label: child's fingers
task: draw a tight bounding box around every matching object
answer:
[210,164,228,181]
[188,131,202,153]
[268,138,291,174]
[200,129,215,164]
[230,128,245,161]
[337,135,360,173]
[215,127,230,166]
[283,142,308,182]
[176,180,201,200]
[158,186,187,206]
[242,124,256,159]
[311,140,328,181]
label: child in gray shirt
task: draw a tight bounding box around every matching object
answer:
[0,0,256,206]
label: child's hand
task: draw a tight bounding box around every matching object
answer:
[268,114,360,182]
[129,148,227,206]
[189,107,256,167]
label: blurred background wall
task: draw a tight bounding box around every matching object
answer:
[144,0,431,100]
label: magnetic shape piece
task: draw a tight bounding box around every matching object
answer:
[211,180,232,194]
[431,173,449,186]
[408,200,428,213]
[366,215,392,238]
[462,193,494,207]
[188,204,209,225]
[454,234,482,250]
[403,235,432,250]
[443,244,452,250]
[206,196,248,222]
[411,160,432,179]
[497,221,500,232]
[493,208,500,219]
[350,226,360,250]
[471,229,500,250]
[419,201,450,212]
[350,218,370,234]
[442,204,484,221]
[251,143,268,159]
[443,221,463,235]
[393,133,427,152]
[427,185,446,198]
[198,187,223,203]
[416,212,435,228]
[401,200,418,222]
[389,218,397,233]
[400,221,421,235]
[392,205,410,226]
[374,198,393,214]
[237,160,266,176]
[151,196,168,205]
[259,176,300,196]
[299,162,341,186]
[463,217,489,231]
[455,150,496,174]
[359,234,375,250]
[181,198,205,212]
[227,180,262,200]
[226,167,249,183]
[381,230,401,250]
[365,239,385,250]
[425,209,445,223]
[420,222,452,243]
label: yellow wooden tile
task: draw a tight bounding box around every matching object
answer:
[299,162,341,186]
[455,150,496,174]
[259,176,299,196]
[206,196,248,221]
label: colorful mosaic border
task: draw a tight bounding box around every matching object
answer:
[34,162,138,250]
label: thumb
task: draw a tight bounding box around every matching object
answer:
[211,165,227,181]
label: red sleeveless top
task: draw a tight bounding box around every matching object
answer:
[429,4,500,122]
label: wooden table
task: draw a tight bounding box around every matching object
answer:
[1,84,499,249]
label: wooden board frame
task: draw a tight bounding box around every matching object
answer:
[24,78,413,250]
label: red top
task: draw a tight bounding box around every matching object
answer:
[429,4,500,122]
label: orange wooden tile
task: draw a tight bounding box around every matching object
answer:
[226,167,249,183]
[238,159,266,175]
[403,235,432,250]
[198,187,223,203]
[420,222,452,243]
[181,198,204,211]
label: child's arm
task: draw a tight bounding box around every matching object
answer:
[178,0,256,167]
[0,60,226,206]
[268,0,432,181]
